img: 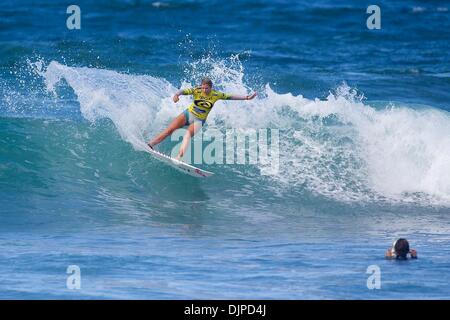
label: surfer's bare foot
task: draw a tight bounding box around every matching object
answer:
[175,154,182,161]
[147,142,154,150]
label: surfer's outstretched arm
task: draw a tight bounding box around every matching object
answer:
[227,92,257,101]
[172,89,185,103]
[173,88,195,102]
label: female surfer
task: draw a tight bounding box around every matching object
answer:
[147,78,256,160]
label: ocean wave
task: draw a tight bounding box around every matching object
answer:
[10,58,449,207]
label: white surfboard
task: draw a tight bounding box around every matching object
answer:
[145,147,214,178]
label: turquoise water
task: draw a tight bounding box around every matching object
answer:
[1,0,450,299]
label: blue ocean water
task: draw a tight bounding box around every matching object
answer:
[1,0,450,299]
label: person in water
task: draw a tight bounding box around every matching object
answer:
[385,238,418,260]
[147,78,256,160]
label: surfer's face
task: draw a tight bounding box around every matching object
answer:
[201,83,212,95]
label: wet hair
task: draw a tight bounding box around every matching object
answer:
[394,238,410,259]
[201,78,213,88]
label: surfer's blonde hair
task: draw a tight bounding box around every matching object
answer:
[201,78,213,88]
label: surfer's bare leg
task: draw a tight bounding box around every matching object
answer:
[147,113,186,148]
[176,122,202,160]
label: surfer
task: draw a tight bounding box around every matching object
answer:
[147,78,256,160]
[385,238,417,260]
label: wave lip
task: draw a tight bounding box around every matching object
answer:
[41,60,174,152]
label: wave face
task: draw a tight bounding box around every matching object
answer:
[2,59,445,207]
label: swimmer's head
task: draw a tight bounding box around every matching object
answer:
[201,78,213,94]
[392,238,410,259]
